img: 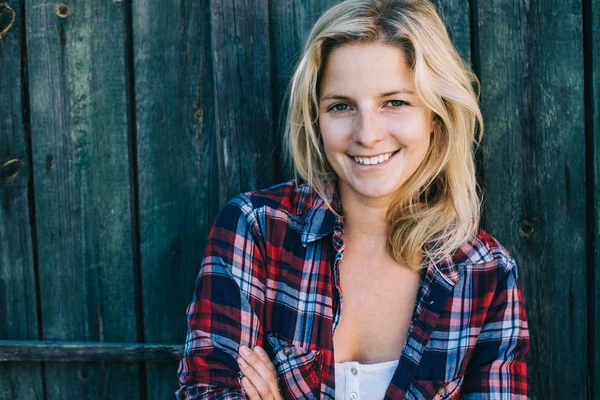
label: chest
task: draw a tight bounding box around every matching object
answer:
[332,255,421,364]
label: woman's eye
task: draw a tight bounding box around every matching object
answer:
[387,100,408,108]
[330,103,351,112]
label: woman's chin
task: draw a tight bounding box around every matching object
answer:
[343,182,402,204]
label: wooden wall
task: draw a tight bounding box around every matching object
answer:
[0,0,597,398]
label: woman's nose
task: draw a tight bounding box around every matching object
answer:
[352,110,384,148]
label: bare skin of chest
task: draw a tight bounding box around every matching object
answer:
[333,252,420,364]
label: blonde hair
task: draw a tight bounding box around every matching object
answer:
[284,0,484,271]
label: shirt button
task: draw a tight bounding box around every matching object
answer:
[436,386,446,396]
[349,392,358,400]
[350,367,358,375]
[282,346,292,356]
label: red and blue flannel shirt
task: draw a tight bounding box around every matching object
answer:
[176,179,531,399]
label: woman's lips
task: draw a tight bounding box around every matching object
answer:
[349,149,401,167]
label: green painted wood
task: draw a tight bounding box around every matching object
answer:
[591,0,600,397]
[477,0,587,398]
[24,1,139,398]
[0,340,183,362]
[131,0,220,396]
[432,0,471,64]
[268,0,343,181]
[211,0,276,202]
[0,1,44,398]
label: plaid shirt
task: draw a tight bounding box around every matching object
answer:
[176,179,530,399]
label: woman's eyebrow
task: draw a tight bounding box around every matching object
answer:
[320,89,414,101]
[379,89,414,96]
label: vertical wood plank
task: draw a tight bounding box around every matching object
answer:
[132,0,219,397]
[591,0,600,397]
[477,1,587,398]
[24,1,139,398]
[432,0,471,64]
[268,0,342,181]
[0,1,44,398]
[211,0,276,202]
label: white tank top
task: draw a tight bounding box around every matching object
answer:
[334,359,399,400]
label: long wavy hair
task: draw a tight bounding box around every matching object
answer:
[284,0,484,271]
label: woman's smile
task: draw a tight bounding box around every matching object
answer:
[349,149,401,168]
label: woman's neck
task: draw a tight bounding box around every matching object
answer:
[339,185,389,244]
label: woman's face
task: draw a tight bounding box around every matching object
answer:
[318,42,433,206]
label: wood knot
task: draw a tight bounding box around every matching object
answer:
[0,3,16,39]
[194,108,203,121]
[0,158,24,182]
[77,368,90,381]
[519,220,534,239]
[56,3,70,19]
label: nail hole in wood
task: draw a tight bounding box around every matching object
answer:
[519,220,534,239]
[78,368,90,381]
[56,3,70,19]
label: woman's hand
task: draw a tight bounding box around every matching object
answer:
[237,345,283,400]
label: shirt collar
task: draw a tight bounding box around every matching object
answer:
[298,180,341,247]
[426,227,495,286]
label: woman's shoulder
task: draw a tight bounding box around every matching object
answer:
[454,227,519,276]
[218,178,328,237]
[226,178,316,215]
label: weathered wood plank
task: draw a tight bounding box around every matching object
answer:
[132,0,219,396]
[0,340,182,362]
[24,1,139,398]
[477,0,587,398]
[211,0,276,201]
[432,0,471,64]
[591,0,600,397]
[0,1,44,398]
[268,0,342,181]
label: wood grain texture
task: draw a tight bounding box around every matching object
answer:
[268,0,342,181]
[132,0,219,396]
[24,0,139,398]
[591,0,599,397]
[477,0,587,398]
[0,1,44,398]
[211,0,276,202]
[432,0,471,64]
[0,340,182,362]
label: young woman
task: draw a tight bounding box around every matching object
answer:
[176,0,531,399]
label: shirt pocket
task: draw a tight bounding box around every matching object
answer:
[406,376,464,400]
[264,332,322,399]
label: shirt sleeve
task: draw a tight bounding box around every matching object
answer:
[176,196,266,399]
[462,257,531,399]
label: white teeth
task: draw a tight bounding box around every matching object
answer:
[352,151,396,165]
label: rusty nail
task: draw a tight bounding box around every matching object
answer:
[0,3,16,39]
[195,108,203,121]
[56,3,70,18]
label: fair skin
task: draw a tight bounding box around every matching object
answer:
[236,42,433,399]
